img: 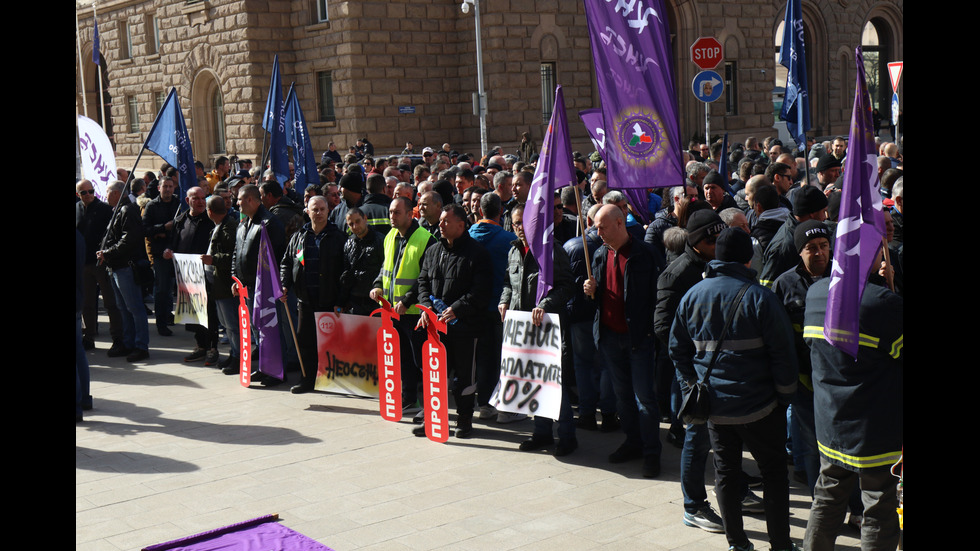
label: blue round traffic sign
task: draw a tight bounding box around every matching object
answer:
[692,70,724,103]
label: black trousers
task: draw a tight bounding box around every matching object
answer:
[708,408,791,550]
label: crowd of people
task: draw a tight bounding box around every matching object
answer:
[76,132,903,551]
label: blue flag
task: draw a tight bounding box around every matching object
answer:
[264,55,290,185]
[824,47,886,358]
[718,133,735,198]
[92,18,100,65]
[778,0,810,149]
[144,88,196,199]
[526,86,576,305]
[583,0,683,190]
[284,85,319,196]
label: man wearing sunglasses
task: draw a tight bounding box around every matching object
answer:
[77,180,123,353]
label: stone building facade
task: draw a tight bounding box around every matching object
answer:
[75,0,903,171]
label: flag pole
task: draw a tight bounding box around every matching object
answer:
[93,2,107,133]
[75,9,89,118]
[281,301,307,378]
[99,144,149,252]
[880,237,895,293]
[572,186,594,282]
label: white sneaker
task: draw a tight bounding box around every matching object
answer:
[496,412,528,424]
[479,405,497,419]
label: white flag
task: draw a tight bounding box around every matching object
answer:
[77,115,118,201]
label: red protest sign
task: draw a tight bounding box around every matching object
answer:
[232,276,250,388]
[416,305,449,443]
[372,298,403,422]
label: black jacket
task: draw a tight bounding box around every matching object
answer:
[280,222,347,309]
[588,236,661,347]
[76,198,113,265]
[232,205,287,289]
[142,196,180,258]
[169,210,215,255]
[101,197,147,269]
[208,213,239,300]
[563,228,601,323]
[339,227,384,306]
[654,243,708,345]
[417,232,492,337]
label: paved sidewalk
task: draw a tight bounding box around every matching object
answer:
[76,322,864,551]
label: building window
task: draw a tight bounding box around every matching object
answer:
[317,0,329,22]
[120,21,132,59]
[540,62,556,122]
[127,95,139,133]
[155,91,166,115]
[148,15,160,55]
[724,61,738,116]
[212,88,226,154]
[317,71,336,122]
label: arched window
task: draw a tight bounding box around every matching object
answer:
[211,87,226,154]
[191,70,226,162]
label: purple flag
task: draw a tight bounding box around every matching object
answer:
[143,514,334,550]
[580,108,650,225]
[253,225,285,380]
[583,0,683,191]
[580,108,606,158]
[824,47,885,358]
[526,86,576,305]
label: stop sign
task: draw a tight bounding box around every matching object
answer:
[691,37,723,70]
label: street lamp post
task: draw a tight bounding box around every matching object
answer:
[461,0,487,160]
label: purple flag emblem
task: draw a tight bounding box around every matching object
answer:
[824,47,886,358]
[583,0,683,191]
[580,109,650,224]
[253,225,285,380]
[526,86,576,305]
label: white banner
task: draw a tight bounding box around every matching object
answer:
[491,310,563,420]
[77,115,118,201]
[173,253,209,326]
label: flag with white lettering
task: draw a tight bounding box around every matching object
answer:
[825,47,885,358]
[263,55,290,186]
[526,86,576,305]
[77,115,117,200]
[492,310,562,420]
[583,0,683,190]
[253,225,284,380]
[778,0,811,149]
[283,85,319,196]
[144,88,196,200]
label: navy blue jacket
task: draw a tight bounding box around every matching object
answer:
[670,261,798,425]
[804,279,903,472]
